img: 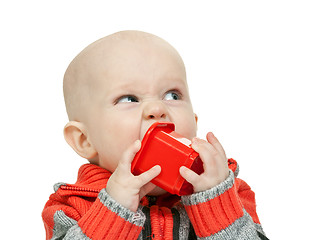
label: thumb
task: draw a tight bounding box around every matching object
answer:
[124,140,141,164]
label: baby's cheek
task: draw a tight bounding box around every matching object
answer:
[178,119,197,139]
[98,154,118,172]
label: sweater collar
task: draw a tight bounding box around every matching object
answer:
[58,163,181,207]
[56,164,110,197]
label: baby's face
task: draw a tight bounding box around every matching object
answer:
[83,38,197,177]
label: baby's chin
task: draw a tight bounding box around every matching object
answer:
[147,186,168,196]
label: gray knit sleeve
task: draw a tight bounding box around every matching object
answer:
[181,171,268,240]
[49,189,145,240]
[50,210,90,240]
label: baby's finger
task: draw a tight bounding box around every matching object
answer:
[192,138,218,165]
[119,140,141,165]
[118,140,141,172]
[179,166,200,186]
[135,165,161,189]
[191,137,227,176]
[206,132,226,155]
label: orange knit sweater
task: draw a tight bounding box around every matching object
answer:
[42,159,267,239]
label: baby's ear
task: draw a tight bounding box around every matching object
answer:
[64,121,97,160]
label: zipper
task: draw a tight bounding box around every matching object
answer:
[60,185,100,193]
[147,196,157,206]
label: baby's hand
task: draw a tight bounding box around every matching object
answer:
[106,140,161,212]
[180,132,229,193]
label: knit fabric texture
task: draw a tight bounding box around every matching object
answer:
[42,159,267,239]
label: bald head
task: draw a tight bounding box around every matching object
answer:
[63,30,186,121]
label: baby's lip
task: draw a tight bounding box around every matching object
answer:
[140,122,157,141]
[140,121,174,141]
[139,129,147,141]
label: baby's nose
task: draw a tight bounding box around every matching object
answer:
[143,101,168,120]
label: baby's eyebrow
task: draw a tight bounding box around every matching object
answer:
[107,76,188,95]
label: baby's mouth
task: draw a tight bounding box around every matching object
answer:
[140,121,174,141]
[140,130,148,141]
[140,122,157,141]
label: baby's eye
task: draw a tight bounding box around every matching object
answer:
[116,95,139,104]
[163,91,181,101]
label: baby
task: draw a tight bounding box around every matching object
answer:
[42,30,267,239]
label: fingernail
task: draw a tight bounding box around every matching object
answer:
[153,165,161,172]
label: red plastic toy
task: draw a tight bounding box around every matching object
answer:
[131,122,204,196]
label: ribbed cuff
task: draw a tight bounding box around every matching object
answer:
[197,210,263,240]
[78,188,145,240]
[181,171,244,238]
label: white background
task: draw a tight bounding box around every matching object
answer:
[1,1,318,239]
